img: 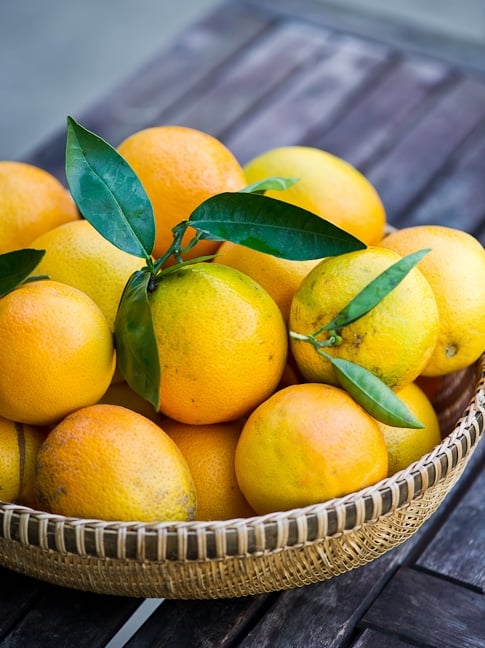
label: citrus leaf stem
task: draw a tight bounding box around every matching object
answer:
[289,330,423,427]
[289,330,342,348]
[240,176,300,194]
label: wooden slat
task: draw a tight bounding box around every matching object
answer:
[235,563,400,648]
[1,583,140,648]
[224,32,392,164]
[239,0,485,76]
[161,21,332,138]
[415,462,485,592]
[125,594,270,647]
[23,3,271,182]
[361,567,485,648]
[0,569,41,641]
[366,76,485,224]
[317,55,452,169]
[405,127,485,243]
[351,628,417,647]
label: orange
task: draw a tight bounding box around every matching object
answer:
[149,262,287,424]
[235,383,388,514]
[0,161,79,254]
[244,146,386,245]
[117,126,246,260]
[0,416,46,506]
[214,240,320,321]
[31,219,143,330]
[380,225,485,375]
[163,418,254,520]
[0,280,116,426]
[35,404,196,521]
[289,247,439,391]
[376,382,441,476]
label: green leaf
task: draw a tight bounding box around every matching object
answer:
[114,269,160,410]
[65,116,155,260]
[0,249,46,298]
[322,249,431,331]
[240,176,300,194]
[323,354,424,428]
[188,192,365,260]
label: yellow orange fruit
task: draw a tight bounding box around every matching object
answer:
[35,404,197,521]
[377,382,441,476]
[149,262,287,424]
[117,126,246,260]
[244,146,386,245]
[235,383,388,514]
[31,219,142,330]
[0,416,46,506]
[289,247,439,391]
[0,280,115,426]
[163,418,254,520]
[214,240,320,321]
[380,225,485,375]
[0,161,79,254]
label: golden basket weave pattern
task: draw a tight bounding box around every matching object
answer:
[1,356,484,599]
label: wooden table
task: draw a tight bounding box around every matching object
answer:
[2,1,485,645]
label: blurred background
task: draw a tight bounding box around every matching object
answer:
[1,0,484,160]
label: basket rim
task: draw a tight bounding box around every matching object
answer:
[1,354,484,562]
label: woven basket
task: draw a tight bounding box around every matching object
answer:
[1,355,483,599]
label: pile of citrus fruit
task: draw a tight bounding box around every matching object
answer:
[0,121,484,523]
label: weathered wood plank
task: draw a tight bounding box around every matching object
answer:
[366,76,485,224]
[224,32,392,164]
[237,538,455,648]
[161,21,332,138]
[0,569,41,641]
[351,628,417,647]
[360,567,485,648]
[23,3,271,182]
[317,55,452,170]
[415,461,485,592]
[125,594,270,647]
[236,563,398,648]
[0,583,140,648]
[405,128,485,243]
[238,0,485,76]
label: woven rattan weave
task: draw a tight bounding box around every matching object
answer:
[0,355,483,599]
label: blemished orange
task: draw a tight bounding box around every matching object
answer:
[149,262,288,424]
[35,404,197,521]
[376,382,441,476]
[162,418,255,520]
[235,383,388,514]
[244,146,386,245]
[380,225,485,376]
[31,219,143,331]
[117,126,246,260]
[0,280,116,426]
[0,416,46,506]
[289,247,440,391]
[0,161,79,254]
[214,240,320,321]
